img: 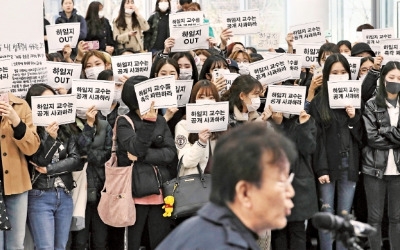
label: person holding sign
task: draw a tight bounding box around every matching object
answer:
[25,84,82,250]
[55,0,87,42]
[309,54,363,250]
[113,0,150,53]
[362,61,400,250]
[117,76,177,250]
[360,55,384,103]
[199,55,230,92]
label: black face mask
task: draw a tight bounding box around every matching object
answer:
[386,81,400,94]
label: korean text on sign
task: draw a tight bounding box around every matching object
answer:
[327,81,362,109]
[248,54,291,85]
[170,24,209,52]
[112,52,152,81]
[47,61,82,89]
[290,21,325,43]
[46,23,80,52]
[222,9,260,35]
[186,102,229,133]
[31,94,76,126]
[71,79,115,110]
[265,85,306,115]
[169,11,204,28]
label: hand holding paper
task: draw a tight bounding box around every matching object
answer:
[45,121,59,139]
[299,110,310,124]
[86,105,98,127]
[142,101,158,121]
[346,105,355,119]
[198,129,211,144]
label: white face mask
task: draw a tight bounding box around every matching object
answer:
[329,74,349,82]
[113,90,121,103]
[158,2,169,12]
[359,74,367,82]
[196,99,216,104]
[238,62,250,75]
[283,113,291,119]
[125,8,134,15]
[179,68,193,80]
[98,10,105,18]
[76,109,87,120]
[246,97,261,112]
[118,101,130,115]
[85,66,105,80]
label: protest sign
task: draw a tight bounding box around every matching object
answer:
[222,9,260,35]
[290,21,325,43]
[286,54,303,79]
[265,85,306,114]
[0,0,47,98]
[71,79,115,110]
[225,73,240,90]
[186,102,229,133]
[294,43,321,68]
[47,62,82,89]
[170,24,209,52]
[176,80,193,107]
[370,45,381,56]
[256,32,280,50]
[134,76,177,115]
[169,11,204,28]
[344,56,361,80]
[112,53,152,81]
[0,59,13,89]
[248,54,291,85]
[380,39,400,64]
[46,23,80,52]
[362,28,394,45]
[327,81,362,109]
[31,94,76,126]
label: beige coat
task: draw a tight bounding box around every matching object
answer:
[113,13,150,52]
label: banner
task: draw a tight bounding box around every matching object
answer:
[290,21,325,43]
[170,24,209,52]
[169,11,204,28]
[46,23,80,52]
[265,85,306,114]
[186,102,229,133]
[248,54,291,85]
[222,9,260,35]
[47,62,82,89]
[327,81,362,109]
[71,79,115,110]
[362,28,394,45]
[31,94,76,126]
[176,80,193,107]
[294,43,321,68]
[111,52,152,81]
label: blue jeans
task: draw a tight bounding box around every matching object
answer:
[364,174,400,250]
[0,191,28,250]
[318,171,356,250]
[28,188,73,250]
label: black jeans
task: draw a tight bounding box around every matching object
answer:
[71,202,109,250]
[364,174,400,250]
[271,221,306,250]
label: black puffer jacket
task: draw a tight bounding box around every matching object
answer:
[29,127,82,191]
[362,97,400,178]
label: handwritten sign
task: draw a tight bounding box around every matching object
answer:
[256,32,280,50]
[170,24,209,52]
[362,28,394,45]
[222,9,260,35]
[31,94,76,126]
[224,73,240,90]
[294,43,321,68]
[290,21,325,43]
[47,62,82,89]
[327,81,362,109]
[46,23,80,52]
[71,79,115,110]
[176,80,193,107]
[380,39,400,64]
[265,85,306,114]
[186,102,229,133]
[286,54,303,79]
[169,11,204,28]
[134,76,178,115]
[111,52,152,81]
[248,54,291,85]
[0,59,13,89]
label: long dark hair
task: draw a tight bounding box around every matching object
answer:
[317,43,339,66]
[172,52,199,84]
[376,61,400,108]
[199,55,229,80]
[85,1,103,37]
[115,0,139,30]
[152,58,180,78]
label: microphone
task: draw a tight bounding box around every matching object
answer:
[312,212,377,237]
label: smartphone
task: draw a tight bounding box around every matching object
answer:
[87,40,100,50]
[0,92,9,115]
[212,68,220,81]
[314,67,323,78]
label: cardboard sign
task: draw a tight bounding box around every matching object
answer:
[248,54,291,85]
[31,94,76,126]
[327,81,362,109]
[134,76,178,115]
[71,79,115,110]
[256,32,280,50]
[170,24,209,52]
[344,56,361,80]
[186,102,229,133]
[222,9,260,35]
[112,52,152,81]
[46,23,80,52]
[265,85,306,114]
[176,80,193,107]
[169,11,204,28]
[47,62,82,89]
[0,58,13,90]
[362,28,394,45]
[294,43,321,68]
[286,54,303,79]
[290,21,325,43]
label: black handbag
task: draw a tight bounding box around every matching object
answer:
[162,157,211,219]
[0,181,11,231]
[132,162,162,198]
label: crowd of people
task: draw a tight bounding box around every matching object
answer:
[1,0,398,249]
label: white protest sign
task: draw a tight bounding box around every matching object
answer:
[290,21,325,43]
[47,62,82,89]
[286,54,303,79]
[294,43,321,68]
[256,32,280,50]
[0,59,13,90]
[134,76,178,115]
[0,0,47,98]
[46,23,80,52]
[248,54,291,85]
[71,79,115,110]
[344,56,361,80]
[169,11,204,28]
[370,45,381,56]
[225,73,240,90]
[176,80,193,107]
[222,9,260,35]
[362,28,394,45]
[265,85,306,115]
[186,102,229,133]
[170,24,209,52]
[380,39,400,64]
[327,81,362,109]
[112,53,152,81]
[31,94,76,126]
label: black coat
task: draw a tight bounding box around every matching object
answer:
[85,18,115,52]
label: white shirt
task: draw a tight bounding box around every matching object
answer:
[384,100,400,175]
